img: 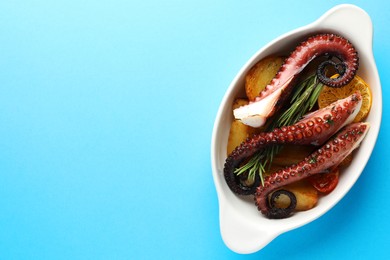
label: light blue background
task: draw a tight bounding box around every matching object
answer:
[0,0,388,259]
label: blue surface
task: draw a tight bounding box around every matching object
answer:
[0,0,388,259]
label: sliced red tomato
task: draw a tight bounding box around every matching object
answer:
[308,168,339,194]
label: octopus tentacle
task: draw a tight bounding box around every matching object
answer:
[234,33,359,128]
[224,92,362,195]
[255,122,370,219]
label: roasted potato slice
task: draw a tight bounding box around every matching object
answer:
[245,56,284,101]
[232,98,249,110]
[227,120,252,155]
[227,99,258,154]
[272,145,315,167]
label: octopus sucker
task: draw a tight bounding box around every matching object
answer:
[255,122,370,219]
[234,33,359,128]
[223,92,362,195]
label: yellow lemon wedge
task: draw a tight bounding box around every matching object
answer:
[318,75,372,122]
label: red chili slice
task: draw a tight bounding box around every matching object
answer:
[308,168,339,194]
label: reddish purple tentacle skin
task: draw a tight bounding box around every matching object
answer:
[224,92,362,195]
[255,33,359,119]
[255,122,369,219]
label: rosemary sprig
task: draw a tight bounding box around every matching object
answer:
[275,75,324,127]
[235,74,324,186]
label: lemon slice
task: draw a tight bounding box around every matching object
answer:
[318,75,372,122]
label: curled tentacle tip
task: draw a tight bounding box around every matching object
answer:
[316,55,359,88]
[265,189,297,219]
